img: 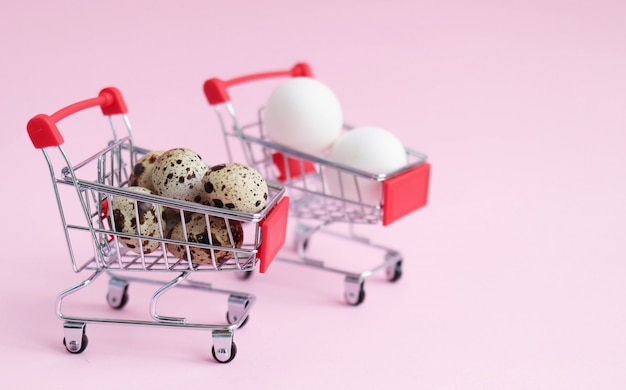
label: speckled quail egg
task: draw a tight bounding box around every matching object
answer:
[166,213,244,266]
[162,206,183,238]
[128,150,164,191]
[200,163,269,213]
[109,186,166,254]
[151,148,208,203]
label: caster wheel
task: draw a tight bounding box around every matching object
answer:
[107,279,129,310]
[386,260,403,282]
[236,270,254,281]
[212,342,237,363]
[352,288,366,306]
[227,296,250,328]
[63,333,88,354]
[107,288,129,310]
[295,234,309,253]
[226,312,249,328]
[345,281,366,306]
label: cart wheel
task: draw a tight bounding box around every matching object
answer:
[226,296,250,328]
[63,333,88,354]
[386,260,403,282]
[348,287,365,306]
[344,278,366,306]
[236,270,254,281]
[212,342,237,363]
[226,312,249,328]
[227,295,251,328]
[294,224,311,253]
[107,279,129,310]
[106,287,129,310]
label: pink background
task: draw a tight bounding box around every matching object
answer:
[2,0,626,388]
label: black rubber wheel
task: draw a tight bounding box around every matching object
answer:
[107,288,129,310]
[212,342,237,363]
[354,288,366,306]
[388,261,403,282]
[63,333,88,354]
[346,284,366,306]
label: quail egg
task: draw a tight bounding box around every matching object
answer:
[151,148,208,203]
[128,150,164,191]
[109,186,166,254]
[200,162,269,213]
[166,213,244,266]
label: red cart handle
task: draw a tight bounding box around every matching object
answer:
[203,62,313,105]
[27,87,128,149]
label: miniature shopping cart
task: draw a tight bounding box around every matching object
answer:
[203,63,430,306]
[27,87,289,363]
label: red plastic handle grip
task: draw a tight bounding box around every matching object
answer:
[203,62,313,105]
[27,87,128,149]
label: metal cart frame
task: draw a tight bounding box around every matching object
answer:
[27,87,289,363]
[203,63,430,305]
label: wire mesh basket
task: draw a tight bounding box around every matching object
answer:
[203,63,430,305]
[27,87,289,362]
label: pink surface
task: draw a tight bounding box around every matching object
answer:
[2,0,626,388]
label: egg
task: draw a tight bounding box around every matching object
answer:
[264,77,343,155]
[109,186,166,254]
[162,206,183,238]
[324,126,407,205]
[166,213,244,265]
[128,150,164,191]
[200,162,269,213]
[151,148,208,203]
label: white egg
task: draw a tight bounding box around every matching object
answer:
[324,126,407,205]
[264,77,343,155]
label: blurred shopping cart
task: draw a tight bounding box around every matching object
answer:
[27,87,289,363]
[203,63,430,305]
